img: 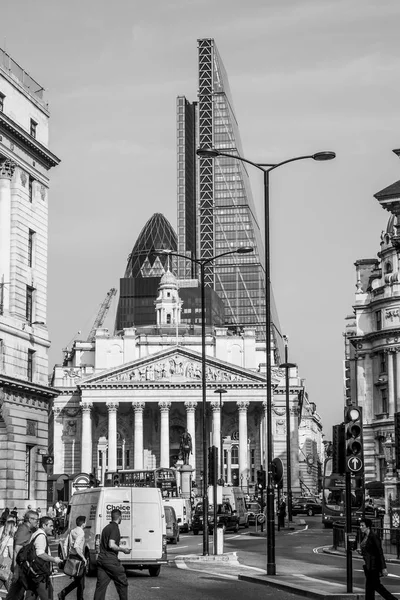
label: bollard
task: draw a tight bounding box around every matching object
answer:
[216,523,224,555]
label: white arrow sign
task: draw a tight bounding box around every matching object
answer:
[347,456,363,472]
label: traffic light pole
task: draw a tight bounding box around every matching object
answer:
[345,471,353,593]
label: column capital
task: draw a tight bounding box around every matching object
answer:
[132,401,145,412]
[158,400,172,413]
[210,400,222,411]
[237,400,250,412]
[81,401,93,413]
[184,400,198,413]
[106,401,119,413]
[0,159,16,180]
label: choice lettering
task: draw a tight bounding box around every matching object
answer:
[106,504,130,512]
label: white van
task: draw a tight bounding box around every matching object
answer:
[59,486,167,577]
[162,497,192,532]
[222,487,249,528]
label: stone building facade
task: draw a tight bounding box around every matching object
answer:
[50,273,324,501]
[344,150,400,487]
[0,48,60,511]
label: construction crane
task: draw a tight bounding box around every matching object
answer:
[86,287,117,343]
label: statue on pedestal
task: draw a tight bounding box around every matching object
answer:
[179,430,192,465]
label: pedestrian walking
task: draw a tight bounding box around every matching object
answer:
[5,509,39,600]
[0,508,10,526]
[58,515,87,600]
[278,498,286,529]
[0,518,16,591]
[93,508,131,600]
[24,516,62,600]
[359,517,397,600]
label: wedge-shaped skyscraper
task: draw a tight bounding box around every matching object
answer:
[177,38,282,357]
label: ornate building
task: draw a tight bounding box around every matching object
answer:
[50,272,324,501]
[0,48,60,510]
[344,149,400,487]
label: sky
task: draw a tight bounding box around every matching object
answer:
[1,0,399,436]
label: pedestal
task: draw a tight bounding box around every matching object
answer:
[384,476,399,529]
[179,464,194,499]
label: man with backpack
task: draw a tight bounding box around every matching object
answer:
[6,509,39,600]
[23,516,62,600]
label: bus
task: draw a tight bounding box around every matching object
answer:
[104,467,178,497]
[321,458,363,528]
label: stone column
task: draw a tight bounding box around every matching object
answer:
[53,407,64,473]
[132,401,145,470]
[388,351,395,416]
[159,401,171,468]
[81,402,93,474]
[396,351,400,414]
[184,400,197,474]
[210,400,221,452]
[227,445,232,484]
[107,402,119,472]
[0,159,16,313]
[237,400,250,481]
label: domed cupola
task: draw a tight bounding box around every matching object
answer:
[155,269,182,326]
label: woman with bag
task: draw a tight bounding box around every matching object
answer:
[0,518,16,591]
[59,515,87,600]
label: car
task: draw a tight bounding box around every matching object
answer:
[192,503,212,535]
[292,497,322,516]
[209,502,240,534]
[247,502,261,525]
[164,505,180,544]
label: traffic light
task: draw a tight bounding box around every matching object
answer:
[42,455,54,467]
[257,468,266,489]
[272,458,283,486]
[395,412,400,471]
[208,446,218,486]
[344,406,363,474]
[89,472,97,487]
[112,472,120,487]
[332,423,345,474]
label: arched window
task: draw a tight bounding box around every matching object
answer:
[385,262,393,273]
[231,445,239,464]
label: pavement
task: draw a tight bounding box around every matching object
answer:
[171,521,400,600]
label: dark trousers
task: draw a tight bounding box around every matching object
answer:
[61,571,85,600]
[365,568,397,600]
[25,576,53,600]
[93,555,128,600]
[6,566,28,600]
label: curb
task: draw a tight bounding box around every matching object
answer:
[238,574,363,600]
[174,551,239,563]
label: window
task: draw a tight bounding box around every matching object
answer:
[27,350,35,381]
[26,286,34,324]
[25,445,34,498]
[28,229,35,267]
[380,352,387,374]
[30,119,37,138]
[375,310,382,331]
[28,176,34,202]
[381,388,388,414]
[0,93,4,112]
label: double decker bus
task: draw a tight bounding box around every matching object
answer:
[321,457,363,528]
[105,468,178,498]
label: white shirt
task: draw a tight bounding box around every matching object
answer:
[30,529,50,556]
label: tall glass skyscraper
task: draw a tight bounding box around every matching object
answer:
[177,38,283,358]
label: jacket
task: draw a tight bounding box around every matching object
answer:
[361,531,386,572]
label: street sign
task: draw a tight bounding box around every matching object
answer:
[346,456,363,473]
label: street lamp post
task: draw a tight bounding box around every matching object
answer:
[279,335,297,523]
[157,246,253,556]
[197,146,335,574]
[214,387,227,482]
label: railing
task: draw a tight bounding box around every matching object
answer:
[333,522,400,559]
[0,48,45,101]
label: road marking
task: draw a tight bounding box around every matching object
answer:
[288,525,308,535]
[294,573,363,590]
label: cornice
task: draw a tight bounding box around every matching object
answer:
[0,112,60,169]
[0,374,59,398]
[351,327,400,346]
[80,382,268,391]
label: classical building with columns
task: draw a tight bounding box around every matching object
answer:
[0,48,60,510]
[344,149,400,485]
[50,271,324,501]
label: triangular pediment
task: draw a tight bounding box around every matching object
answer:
[79,347,281,388]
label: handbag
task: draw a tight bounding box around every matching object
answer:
[63,556,84,578]
[0,555,11,583]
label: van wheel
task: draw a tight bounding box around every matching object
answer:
[85,551,95,577]
[307,508,314,517]
[149,566,161,577]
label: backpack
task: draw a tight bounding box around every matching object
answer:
[16,532,51,581]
